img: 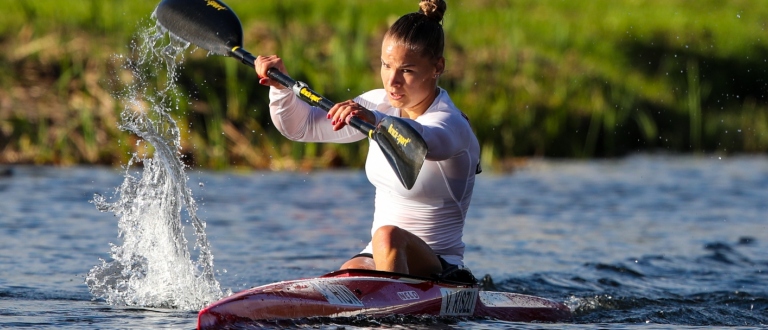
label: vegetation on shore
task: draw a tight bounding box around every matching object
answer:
[1,0,766,171]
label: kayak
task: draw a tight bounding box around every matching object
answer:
[197,269,571,329]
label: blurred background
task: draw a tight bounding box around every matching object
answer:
[1,0,766,171]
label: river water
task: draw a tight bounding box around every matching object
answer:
[0,155,766,329]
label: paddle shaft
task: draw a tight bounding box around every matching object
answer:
[231,47,376,135]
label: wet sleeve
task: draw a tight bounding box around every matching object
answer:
[268,87,367,143]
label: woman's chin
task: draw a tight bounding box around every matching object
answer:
[387,97,407,109]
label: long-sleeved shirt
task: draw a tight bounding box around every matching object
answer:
[268,87,480,266]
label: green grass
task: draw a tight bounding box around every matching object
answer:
[1,0,766,169]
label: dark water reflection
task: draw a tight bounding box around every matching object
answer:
[0,155,766,328]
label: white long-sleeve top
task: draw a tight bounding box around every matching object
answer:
[268,87,480,266]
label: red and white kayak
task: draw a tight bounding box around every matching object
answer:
[197,269,571,329]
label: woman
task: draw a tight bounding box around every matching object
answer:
[254,0,480,282]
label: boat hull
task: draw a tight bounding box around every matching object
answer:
[198,269,571,329]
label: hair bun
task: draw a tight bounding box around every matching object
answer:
[419,0,447,23]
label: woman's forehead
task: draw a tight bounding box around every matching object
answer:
[381,38,428,63]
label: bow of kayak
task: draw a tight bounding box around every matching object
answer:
[198,269,571,329]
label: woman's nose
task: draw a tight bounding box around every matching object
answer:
[385,72,402,87]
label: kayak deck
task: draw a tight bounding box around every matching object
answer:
[198,269,571,329]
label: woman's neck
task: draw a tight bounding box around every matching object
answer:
[400,87,439,119]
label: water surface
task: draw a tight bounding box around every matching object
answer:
[0,155,766,328]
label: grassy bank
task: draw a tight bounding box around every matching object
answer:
[1,0,766,170]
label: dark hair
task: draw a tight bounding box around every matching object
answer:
[384,0,447,61]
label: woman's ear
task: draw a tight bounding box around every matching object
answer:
[435,57,445,76]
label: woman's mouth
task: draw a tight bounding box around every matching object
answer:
[389,92,404,101]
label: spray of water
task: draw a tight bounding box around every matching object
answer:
[86,17,225,310]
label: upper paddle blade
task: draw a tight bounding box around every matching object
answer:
[373,117,427,190]
[154,0,244,55]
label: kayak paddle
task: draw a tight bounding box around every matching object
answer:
[154,0,427,189]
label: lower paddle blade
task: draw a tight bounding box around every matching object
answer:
[154,0,244,55]
[374,117,427,190]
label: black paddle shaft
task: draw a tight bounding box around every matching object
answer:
[230,48,377,135]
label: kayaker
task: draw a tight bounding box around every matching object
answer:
[254,0,480,283]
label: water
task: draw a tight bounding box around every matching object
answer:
[0,155,766,329]
[81,20,222,312]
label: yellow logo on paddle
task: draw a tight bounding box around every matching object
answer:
[205,0,227,11]
[300,88,322,103]
[388,124,411,147]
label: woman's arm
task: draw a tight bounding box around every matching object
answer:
[268,87,368,143]
[410,109,473,161]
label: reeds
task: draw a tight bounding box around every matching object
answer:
[1,0,766,170]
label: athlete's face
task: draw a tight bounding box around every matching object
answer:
[380,37,444,117]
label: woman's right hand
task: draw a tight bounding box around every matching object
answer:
[328,100,376,131]
[254,55,289,89]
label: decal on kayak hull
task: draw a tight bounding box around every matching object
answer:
[312,283,364,307]
[397,290,420,301]
[439,288,478,316]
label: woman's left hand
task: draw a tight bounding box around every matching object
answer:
[328,100,376,131]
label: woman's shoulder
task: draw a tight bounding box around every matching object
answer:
[358,88,387,100]
[424,89,468,123]
[435,88,461,110]
[354,89,390,112]
[355,89,387,105]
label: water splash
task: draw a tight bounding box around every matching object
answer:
[86,19,225,310]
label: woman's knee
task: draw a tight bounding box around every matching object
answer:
[340,256,375,270]
[372,225,404,246]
